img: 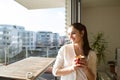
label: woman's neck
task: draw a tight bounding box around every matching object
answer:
[73,43,84,56]
[73,42,83,49]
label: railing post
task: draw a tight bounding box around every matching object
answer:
[26,46,28,58]
[46,47,49,57]
[4,47,9,65]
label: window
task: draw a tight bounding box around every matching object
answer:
[0,1,65,64]
[0,0,81,64]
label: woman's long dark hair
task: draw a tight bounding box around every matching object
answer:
[71,23,91,57]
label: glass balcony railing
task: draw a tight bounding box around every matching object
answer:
[0,46,60,65]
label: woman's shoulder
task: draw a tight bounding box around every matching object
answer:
[89,50,97,57]
[59,44,72,51]
[58,44,72,53]
[88,50,97,61]
[89,50,96,53]
[61,44,72,48]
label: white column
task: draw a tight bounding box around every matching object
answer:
[26,46,28,58]
[46,47,49,57]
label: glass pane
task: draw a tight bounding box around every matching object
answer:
[0,1,66,65]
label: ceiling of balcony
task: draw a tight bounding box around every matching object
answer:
[15,0,65,9]
[15,0,120,10]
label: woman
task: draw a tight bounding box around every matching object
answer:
[52,23,97,80]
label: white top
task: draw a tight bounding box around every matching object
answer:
[52,44,97,80]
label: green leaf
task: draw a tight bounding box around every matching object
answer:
[90,32,108,65]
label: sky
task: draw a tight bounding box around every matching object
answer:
[0,0,65,36]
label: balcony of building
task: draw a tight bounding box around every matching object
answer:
[0,0,120,80]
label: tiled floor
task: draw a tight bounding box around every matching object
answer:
[39,73,60,80]
[39,73,55,80]
[99,72,111,80]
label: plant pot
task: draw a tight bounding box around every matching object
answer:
[110,64,115,73]
[108,61,115,73]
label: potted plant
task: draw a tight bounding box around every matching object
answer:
[90,32,108,80]
[90,32,108,65]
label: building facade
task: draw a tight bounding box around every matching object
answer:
[36,31,53,48]
[22,31,36,51]
[0,25,24,61]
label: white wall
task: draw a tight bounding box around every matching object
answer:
[81,6,120,62]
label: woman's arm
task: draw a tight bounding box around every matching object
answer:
[83,51,97,80]
[52,45,80,76]
[55,66,74,76]
[83,66,96,80]
[55,63,81,76]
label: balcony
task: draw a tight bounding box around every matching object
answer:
[0,47,116,80]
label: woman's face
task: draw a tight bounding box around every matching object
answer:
[67,26,83,44]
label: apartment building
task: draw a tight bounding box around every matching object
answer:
[0,25,24,60]
[22,31,36,51]
[36,31,53,48]
[53,33,60,46]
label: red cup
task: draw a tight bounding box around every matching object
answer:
[75,55,85,64]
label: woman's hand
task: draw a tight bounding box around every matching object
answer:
[68,56,88,72]
[70,61,81,71]
[74,56,88,70]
